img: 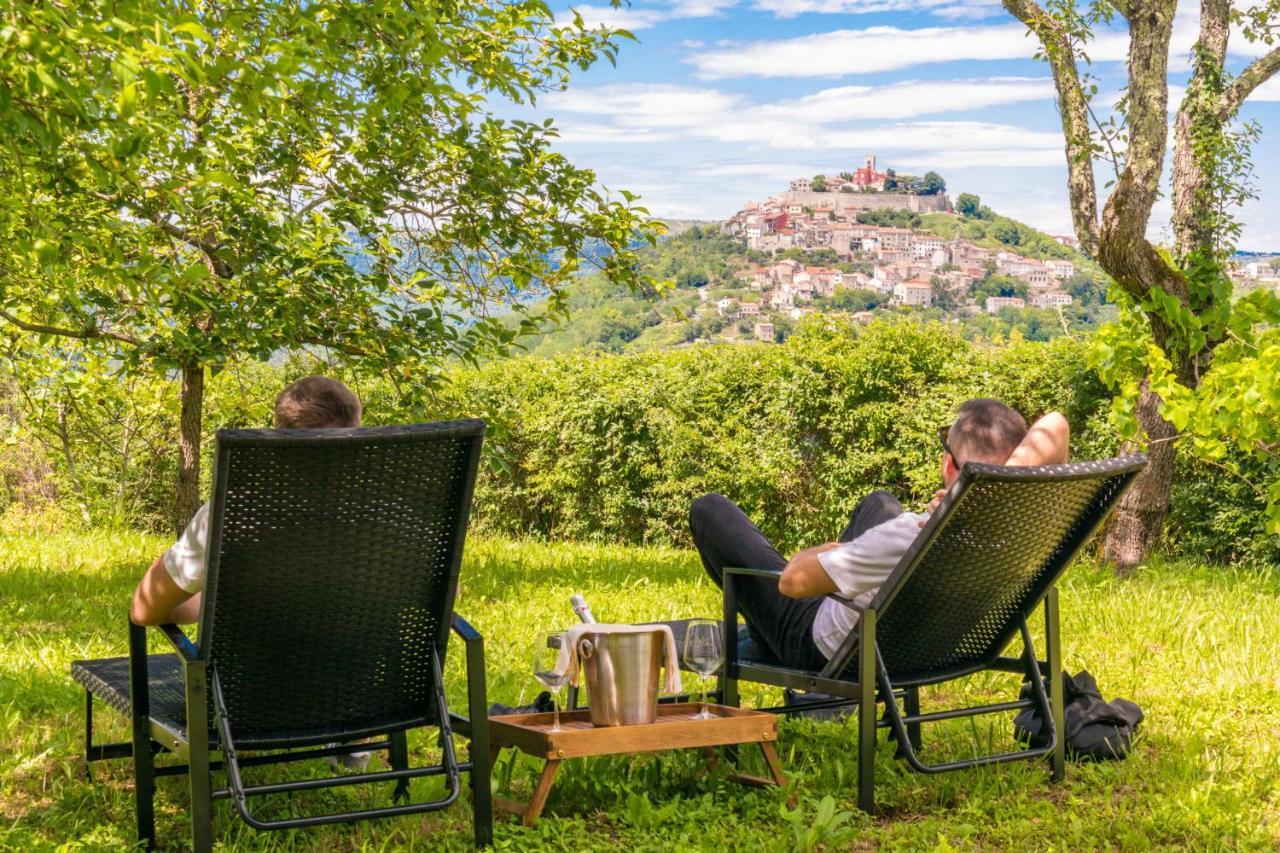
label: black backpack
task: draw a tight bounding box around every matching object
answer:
[1014,670,1144,760]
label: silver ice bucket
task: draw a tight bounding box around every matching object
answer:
[577,629,665,726]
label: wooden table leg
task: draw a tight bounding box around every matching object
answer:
[522,759,561,827]
[759,741,788,788]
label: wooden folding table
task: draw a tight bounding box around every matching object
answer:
[487,703,788,826]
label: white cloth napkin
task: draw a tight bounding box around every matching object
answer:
[554,623,683,695]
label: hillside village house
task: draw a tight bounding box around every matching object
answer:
[737,302,761,318]
[1031,290,1074,308]
[1045,259,1075,279]
[754,321,775,341]
[894,279,933,307]
[986,295,1027,313]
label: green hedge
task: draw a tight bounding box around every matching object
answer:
[430,318,1118,551]
[7,316,1274,563]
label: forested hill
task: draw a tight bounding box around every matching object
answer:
[509,208,1114,358]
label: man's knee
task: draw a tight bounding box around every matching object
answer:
[690,493,733,537]
[861,490,902,514]
[847,490,903,531]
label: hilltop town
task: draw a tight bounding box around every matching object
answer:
[709,155,1084,342]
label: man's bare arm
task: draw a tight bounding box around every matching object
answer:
[131,557,201,626]
[778,543,840,598]
[1006,411,1070,467]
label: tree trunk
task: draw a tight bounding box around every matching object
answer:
[1101,380,1178,573]
[175,362,204,535]
[55,402,92,525]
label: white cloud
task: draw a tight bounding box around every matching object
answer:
[689,24,1041,78]
[562,0,735,31]
[548,84,744,127]
[544,80,1065,169]
[554,122,678,144]
[753,0,1002,20]
[754,77,1055,121]
[547,77,1053,131]
[698,162,828,179]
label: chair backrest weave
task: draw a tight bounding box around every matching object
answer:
[196,420,484,745]
[869,455,1145,681]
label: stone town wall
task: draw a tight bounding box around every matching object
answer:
[778,191,950,213]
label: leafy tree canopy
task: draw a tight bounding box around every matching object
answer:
[956,193,982,217]
[0,0,660,524]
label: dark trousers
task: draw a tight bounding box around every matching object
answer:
[689,491,903,670]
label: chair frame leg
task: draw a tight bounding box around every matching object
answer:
[388,730,410,802]
[128,623,156,849]
[186,660,214,853]
[462,624,493,847]
[904,687,923,752]
[1045,587,1065,782]
[857,609,878,813]
[84,690,94,782]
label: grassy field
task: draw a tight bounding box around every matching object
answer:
[2,527,1279,851]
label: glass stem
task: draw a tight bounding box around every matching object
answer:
[553,697,560,730]
[702,680,708,716]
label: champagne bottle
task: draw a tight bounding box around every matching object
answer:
[570,593,596,624]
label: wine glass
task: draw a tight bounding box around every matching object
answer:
[532,631,569,732]
[682,619,723,720]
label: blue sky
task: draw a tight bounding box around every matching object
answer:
[530,0,1280,250]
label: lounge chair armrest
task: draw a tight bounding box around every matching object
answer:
[448,614,488,743]
[723,565,783,579]
[824,591,867,611]
[155,623,199,662]
[451,613,481,643]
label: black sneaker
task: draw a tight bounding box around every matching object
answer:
[488,691,555,717]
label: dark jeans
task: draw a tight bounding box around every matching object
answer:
[689,491,903,670]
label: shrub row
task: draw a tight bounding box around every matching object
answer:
[5,317,1274,563]
[428,319,1119,552]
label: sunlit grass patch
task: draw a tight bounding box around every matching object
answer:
[2,530,1278,849]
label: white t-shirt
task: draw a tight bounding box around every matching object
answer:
[163,502,211,594]
[811,511,927,659]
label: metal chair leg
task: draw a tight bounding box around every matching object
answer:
[1045,588,1066,782]
[84,691,95,782]
[857,610,878,813]
[185,662,213,853]
[464,626,493,848]
[905,687,923,752]
[389,731,410,803]
[127,624,156,848]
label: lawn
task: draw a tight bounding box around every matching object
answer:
[2,526,1279,850]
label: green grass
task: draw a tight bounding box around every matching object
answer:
[3,527,1279,850]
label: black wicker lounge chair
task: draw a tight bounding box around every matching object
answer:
[712,455,1147,812]
[71,420,493,850]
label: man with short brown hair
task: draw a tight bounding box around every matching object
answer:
[130,375,362,627]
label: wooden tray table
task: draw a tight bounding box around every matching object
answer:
[487,703,787,826]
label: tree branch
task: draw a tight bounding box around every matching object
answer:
[1220,45,1280,118]
[1102,0,1178,250]
[0,308,138,345]
[1002,0,1101,256]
